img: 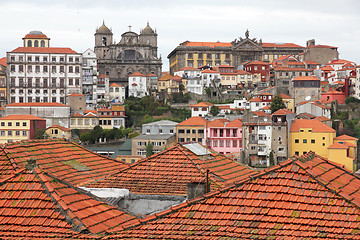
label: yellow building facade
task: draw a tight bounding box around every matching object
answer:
[290,119,336,158]
[46,125,72,140]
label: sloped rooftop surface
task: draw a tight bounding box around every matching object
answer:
[0,162,135,239]
[106,152,360,239]
[0,139,128,186]
[86,143,256,195]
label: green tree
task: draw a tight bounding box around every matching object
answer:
[205,87,211,98]
[210,106,219,116]
[146,141,154,157]
[34,128,47,139]
[179,83,185,92]
[270,95,286,113]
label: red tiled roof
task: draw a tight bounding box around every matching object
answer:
[98,74,109,78]
[86,144,256,195]
[304,60,321,65]
[171,75,182,80]
[252,111,270,117]
[262,42,304,48]
[274,66,313,72]
[334,134,358,141]
[129,72,145,77]
[278,93,292,99]
[290,119,335,133]
[320,65,335,71]
[72,112,83,117]
[0,139,128,186]
[246,60,269,66]
[0,115,45,121]
[272,108,293,115]
[327,59,354,65]
[108,152,360,239]
[248,97,262,102]
[180,66,199,71]
[207,118,229,128]
[23,34,49,39]
[202,69,218,73]
[218,64,234,68]
[0,57,6,67]
[225,118,243,128]
[328,142,349,149]
[6,102,68,107]
[10,47,78,54]
[0,162,135,237]
[110,83,121,87]
[190,102,213,108]
[69,93,84,97]
[158,73,172,81]
[47,125,71,131]
[183,41,232,47]
[314,116,330,122]
[177,116,208,126]
[292,76,319,81]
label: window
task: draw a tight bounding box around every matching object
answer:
[311,139,315,143]
[322,137,325,140]
[303,151,307,155]
[295,151,299,156]
[8,122,12,127]
[213,140,218,147]
[0,122,4,126]
[8,131,12,136]
[15,131,20,136]
[198,138,202,143]
[303,139,307,143]
[23,131,27,136]
[295,139,299,143]
[0,131,4,136]
[16,122,20,126]
[322,143,325,146]
[220,140,224,147]
[178,129,185,134]
[278,147,285,152]
[233,140,237,147]
[226,140,230,147]
[308,129,312,132]
[192,129,196,134]
[186,129,190,134]
[43,66,48,73]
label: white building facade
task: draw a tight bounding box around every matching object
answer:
[7,31,82,104]
[128,72,148,98]
[82,49,98,109]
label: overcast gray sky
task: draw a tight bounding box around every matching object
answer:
[1,0,359,70]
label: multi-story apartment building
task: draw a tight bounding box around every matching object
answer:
[271,109,295,164]
[128,72,149,98]
[273,66,313,94]
[0,57,7,106]
[176,116,207,144]
[291,76,321,104]
[203,118,243,155]
[289,119,336,159]
[0,115,46,144]
[168,30,305,74]
[6,31,82,104]
[132,120,178,156]
[190,102,213,117]
[108,83,125,103]
[82,49,98,109]
[242,111,272,167]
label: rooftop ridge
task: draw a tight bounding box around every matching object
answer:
[1,147,20,172]
[293,152,360,211]
[32,166,87,233]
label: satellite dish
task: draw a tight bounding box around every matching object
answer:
[305,96,311,101]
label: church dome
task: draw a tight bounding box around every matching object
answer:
[29,30,44,35]
[96,22,112,34]
[141,22,155,35]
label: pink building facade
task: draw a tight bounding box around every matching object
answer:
[203,118,243,155]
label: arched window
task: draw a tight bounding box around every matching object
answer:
[41,40,45,47]
[102,37,107,46]
[34,40,39,47]
[28,40,32,47]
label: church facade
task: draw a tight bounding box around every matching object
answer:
[94,22,162,86]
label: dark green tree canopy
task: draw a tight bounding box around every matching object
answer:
[270,95,286,113]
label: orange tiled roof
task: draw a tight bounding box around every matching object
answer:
[180,66,199,71]
[334,134,358,141]
[278,93,292,99]
[292,76,319,81]
[328,142,349,149]
[110,83,121,87]
[246,60,269,66]
[0,139,128,186]
[108,152,360,239]
[314,116,330,122]
[23,33,49,39]
[177,116,208,126]
[0,115,45,121]
[248,97,262,102]
[47,125,71,131]
[274,66,313,72]
[184,41,232,47]
[225,118,243,127]
[98,74,109,78]
[10,47,78,54]
[290,119,335,133]
[69,93,84,97]
[171,75,182,81]
[190,101,213,108]
[202,69,218,73]
[0,162,135,237]
[207,118,229,128]
[304,60,321,65]
[6,102,68,107]
[262,42,304,48]
[0,57,6,67]
[129,72,145,77]
[86,143,256,195]
[158,73,172,81]
[272,108,293,115]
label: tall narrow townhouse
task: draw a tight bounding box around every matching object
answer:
[176,116,208,144]
[242,111,272,167]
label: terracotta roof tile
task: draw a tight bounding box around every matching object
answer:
[0,139,128,186]
[180,66,199,71]
[177,116,208,126]
[10,47,78,54]
[86,143,256,195]
[0,115,45,121]
[334,134,358,141]
[278,93,292,99]
[107,152,360,239]
[328,142,349,149]
[47,125,71,131]
[69,93,85,97]
[129,72,145,77]
[290,119,335,133]
[272,108,293,115]
[190,102,213,108]
[6,102,69,107]
[262,42,304,48]
[0,57,6,67]
[292,76,319,81]
[0,162,135,238]
[184,42,232,47]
